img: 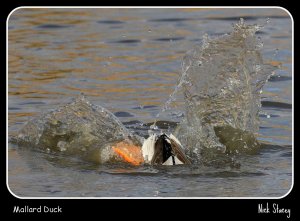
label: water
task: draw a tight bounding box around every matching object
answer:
[171,18,278,164]
[7,8,292,197]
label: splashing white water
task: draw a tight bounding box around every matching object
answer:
[158,19,278,163]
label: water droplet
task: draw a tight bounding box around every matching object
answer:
[239,18,244,25]
[273,48,279,57]
[154,190,159,196]
[57,141,67,151]
[122,34,126,38]
[255,64,261,72]
[148,29,152,32]
[196,60,202,66]
[266,18,270,24]
[202,33,210,49]
[150,124,158,130]
[255,42,264,50]
[103,61,111,67]
[267,115,271,118]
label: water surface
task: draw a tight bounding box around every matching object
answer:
[7,8,292,197]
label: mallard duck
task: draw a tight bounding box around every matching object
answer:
[111,133,191,166]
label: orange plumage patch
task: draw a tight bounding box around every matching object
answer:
[112,141,144,166]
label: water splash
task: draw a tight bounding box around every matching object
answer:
[11,94,143,163]
[166,19,279,163]
[11,19,279,167]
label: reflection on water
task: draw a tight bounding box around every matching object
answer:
[7,8,292,197]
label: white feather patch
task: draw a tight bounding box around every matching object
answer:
[142,134,156,163]
[162,156,183,165]
[169,134,183,148]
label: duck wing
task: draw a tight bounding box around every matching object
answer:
[151,134,191,165]
[150,135,165,165]
[169,135,191,165]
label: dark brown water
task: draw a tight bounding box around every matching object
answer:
[7,7,292,197]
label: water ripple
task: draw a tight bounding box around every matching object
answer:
[109,39,141,44]
[36,24,73,29]
[97,20,125,24]
[261,101,292,109]
[153,37,185,42]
